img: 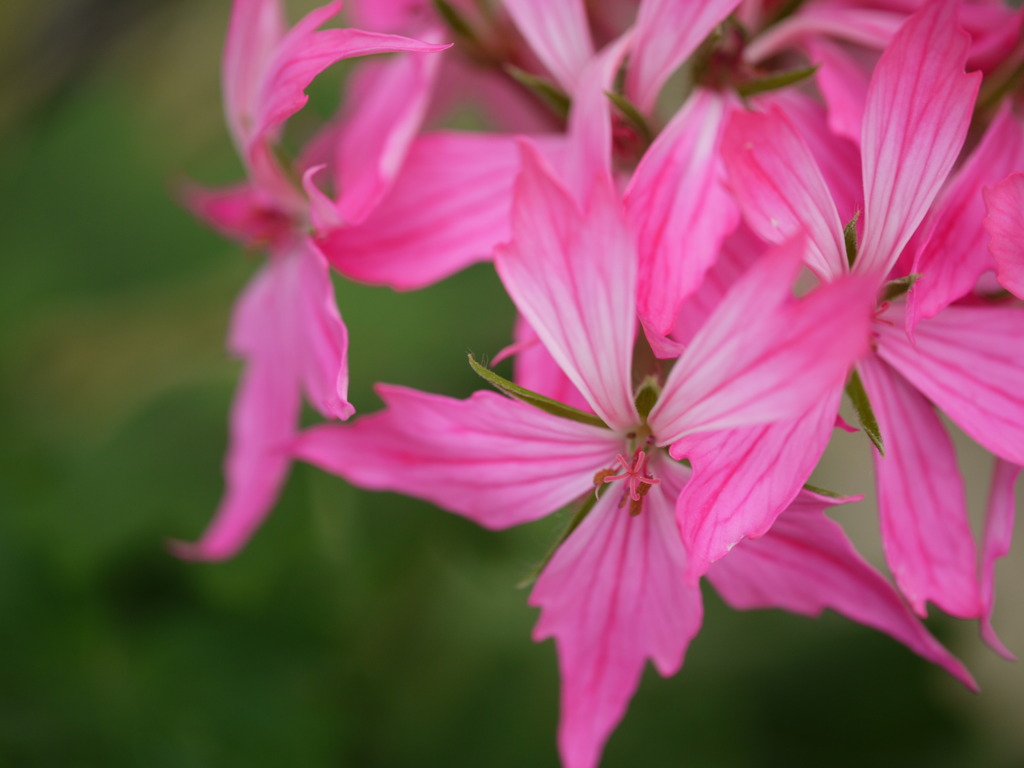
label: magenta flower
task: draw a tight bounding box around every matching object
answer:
[283,133,972,768]
[173,0,447,560]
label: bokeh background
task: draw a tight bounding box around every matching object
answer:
[1,1,1022,765]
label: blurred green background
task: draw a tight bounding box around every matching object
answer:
[1,1,1022,765]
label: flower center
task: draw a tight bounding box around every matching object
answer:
[593,449,660,516]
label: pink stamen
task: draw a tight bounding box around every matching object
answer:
[602,450,660,502]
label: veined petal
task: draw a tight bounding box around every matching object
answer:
[318,131,526,289]
[503,0,593,93]
[984,171,1024,300]
[625,89,739,335]
[496,142,640,430]
[173,264,302,561]
[530,458,702,768]
[626,0,741,113]
[649,238,873,445]
[876,302,1024,466]
[294,385,622,530]
[672,387,841,580]
[981,459,1019,660]
[805,37,872,148]
[721,106,847,281]
[331,47,442,225]
[857,354,981,618]
[281,239,353,421]
[707,490,976,690]
[743,6,901,64]
[223,0,285,152]
[909,107,1024,329]
[858,0,981,278]
[511,315,593,414]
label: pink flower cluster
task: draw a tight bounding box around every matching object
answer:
[178,1,1024,766]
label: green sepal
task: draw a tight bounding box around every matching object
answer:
[431,0,476,41]
[881,273,921,302]
[468,354,608,428]
[844,211,860,268]
[633,377,660,421]
[503,66,571,119]
[605,91,653,145]
[845,368,884,454]
[517,492,598,589]
[801,482,845,499]
[737,65,819,98]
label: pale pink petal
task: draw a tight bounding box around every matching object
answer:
[908,107,1024,328]
[503,0,593,92]
[757,89,864,224]
[172,264,301,561]
[284,239,353,420]
[626,0,742,113]
[496,143,640,430]
[511,315,593,414]
[563,33,633,200]
[301,166,343,236]
[331,46,442,224]
[984,172,1024,300]
[876,302,1024,466]
[721,106,847,281]
[671,387,841,580]
[707,490,976,690]
[981,459,1019,660]
[530,458,702,768]
[222,0,285,152]
[806,37,872,148]
[294,385,622,529]
[625,89,740,335]
[743,6,901,64]
[857,354,981,618]
[649,238,873,444]
[180,181,292,247]
[857,0,981,277]
[318,131,526,289]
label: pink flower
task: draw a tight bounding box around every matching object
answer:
[287,135,937,768]
[173,0,447,560]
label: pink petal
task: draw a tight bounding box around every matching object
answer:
[625,88,740,335]
[511,315,593,414]
[984,171,1024,300]
[857,354,981,618]
[981,459,1019,660]
[671,387,841,580]
[285,239,353,421]
[172,262,301,561]
[626,0,741,113]
[503,0,593,92]
[707,490,976,690]
[222,0,285,153]
[649,238,873,445]
[743,6,901,64]
[857,0,981,278]
[721,106,847,281]
[318,131,526,289]
[530,458,702,768]
[805,36,873,148]
[301,166,343,236]
[495,142,640,431]
[331,47,442,225]
[293,385,622,529]
[908,107,1024,329]
[876,302,1024,466]
[180,181,292,247]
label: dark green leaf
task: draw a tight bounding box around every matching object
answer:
[845,368,884,454]
[881,273,921,302]
[468,354,608,428]
[844,211,860,268]
[503,65,571,119]
[802,482,845,499]
[605,91,653,145]
[634,377,660,420]
[737,65,819,97]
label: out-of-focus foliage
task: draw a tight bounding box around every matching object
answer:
[0,1,1022,766]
